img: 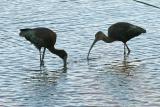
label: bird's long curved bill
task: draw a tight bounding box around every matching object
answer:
[87,39,97,59]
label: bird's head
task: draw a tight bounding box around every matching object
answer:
[58,50,68,67]
[95,31,106,41]
[19,28,32,37]
[87,31,105,59]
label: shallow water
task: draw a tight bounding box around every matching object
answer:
[0,0,160,106]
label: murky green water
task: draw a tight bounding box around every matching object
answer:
[0,0,160,106]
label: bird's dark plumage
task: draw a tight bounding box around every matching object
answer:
[108,22,146,43]
[87,22,146,59]
[19,27,67,67]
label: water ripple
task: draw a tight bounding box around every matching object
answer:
[0,0,160,106]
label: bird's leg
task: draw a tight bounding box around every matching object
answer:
[39,48,42,66]
[124,43,130,55]
[41,48,46,66]
[124,43,126,55]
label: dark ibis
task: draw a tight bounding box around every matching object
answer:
[87,22,146,59]
[19,27,67,67]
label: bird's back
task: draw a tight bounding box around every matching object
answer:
[32,27,57,48]
[108,22,146,43]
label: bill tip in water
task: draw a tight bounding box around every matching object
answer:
[87,52,90,60]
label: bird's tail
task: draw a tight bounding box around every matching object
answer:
[140,27,146,33]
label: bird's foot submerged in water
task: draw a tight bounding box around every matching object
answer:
[40,60,45,67]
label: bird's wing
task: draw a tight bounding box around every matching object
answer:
[126,27,142,40]
[34,28,57,47]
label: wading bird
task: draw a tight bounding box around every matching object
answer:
[19,27,67,67]
[87,22,146,59]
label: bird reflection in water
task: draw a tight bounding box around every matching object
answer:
[30,67,67,84]
[113,54,141,76]
[121,55,131,74]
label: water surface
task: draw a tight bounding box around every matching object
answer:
[0,0,160,106]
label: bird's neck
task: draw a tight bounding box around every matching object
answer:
[103,35,114,43]
[48,47,62,58]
